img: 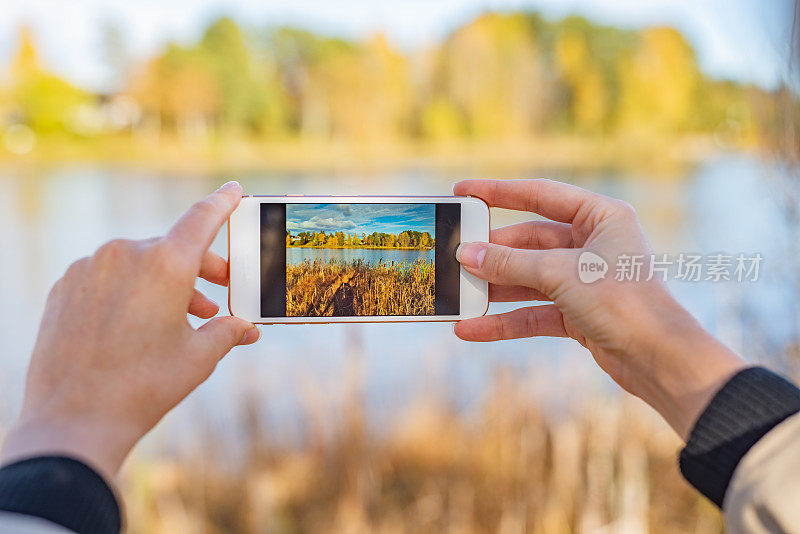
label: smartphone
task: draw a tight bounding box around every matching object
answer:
[228,195,489,324]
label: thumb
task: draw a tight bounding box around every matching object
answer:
[196,316,260,360]
[456,241,571,295]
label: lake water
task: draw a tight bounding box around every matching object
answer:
[286,246,434,266]
[1,153,798,450]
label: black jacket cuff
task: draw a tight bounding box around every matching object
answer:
[0,456,121,534]
[679,366,800,507]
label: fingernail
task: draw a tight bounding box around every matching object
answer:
[240,326,260,345]
[456,242,487,269]
[218,180,240,192]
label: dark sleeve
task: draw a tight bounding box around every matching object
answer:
[0,456,121,534]
[679,366,800,507]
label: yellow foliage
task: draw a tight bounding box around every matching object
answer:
[304,33,411,141]
[8,26,89,134]
[444,13,542,138]
[555,31,588,78]
[168,66,220,122]
[556,31,608,133]
[11,25,40,80]
[420,97,466,140]
[1,15,770,150]
[618,27,698,135]
[130,52,220,131]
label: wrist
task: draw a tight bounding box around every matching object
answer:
[0,411,141,481]
[629,293,747,440]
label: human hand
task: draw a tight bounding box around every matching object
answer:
[0,181,260,479]
[453,179,746,439]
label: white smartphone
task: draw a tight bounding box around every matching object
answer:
[228,195,489,324]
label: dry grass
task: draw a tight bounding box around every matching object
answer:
[286,259,435,317]
[120,361,722,534]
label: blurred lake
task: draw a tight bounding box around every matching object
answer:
[287,247,434,266]
[0,152,797,454]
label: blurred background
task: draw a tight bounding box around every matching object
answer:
[2,0,800,532]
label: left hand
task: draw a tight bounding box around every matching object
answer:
[0,181,260,479]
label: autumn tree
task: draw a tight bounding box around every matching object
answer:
[271,28,410,141]
[439,13,543,138]
[200,17,287,134]
[556,30,608,133]
[9,25,88,134]
[113,14,757,145]
[617,28,700,135]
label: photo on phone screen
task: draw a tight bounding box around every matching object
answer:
[260,203,460,318]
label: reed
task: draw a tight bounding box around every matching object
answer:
[119,364,721,534]
[286,258,435,316]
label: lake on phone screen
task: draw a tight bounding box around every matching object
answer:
[287,247,435,265]
[0,153,797,449]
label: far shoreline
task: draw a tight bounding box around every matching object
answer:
[0,135,728,176]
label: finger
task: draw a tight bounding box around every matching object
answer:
[188,289,220,319]
[489,284,550,302]
[195,316,260,361]
[167,181,243,260]
[454,179,601,223]
[456,241,572,294]
[199,250,229,286]
[455,305,568,342]
[491,220,574,250]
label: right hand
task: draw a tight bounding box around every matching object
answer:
[453,179,746,439]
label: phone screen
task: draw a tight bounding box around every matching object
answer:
[260,203,460,317]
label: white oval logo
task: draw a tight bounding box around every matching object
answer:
[578,251,608,284]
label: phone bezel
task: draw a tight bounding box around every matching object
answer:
[228,195,489,324]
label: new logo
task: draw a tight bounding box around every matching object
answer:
[578,251,608,284]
